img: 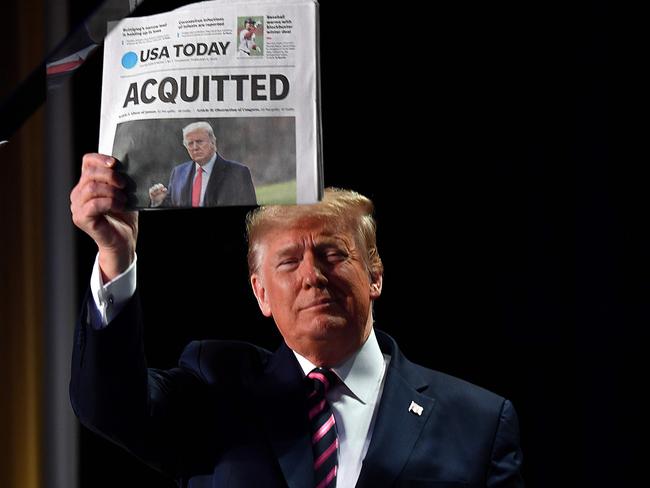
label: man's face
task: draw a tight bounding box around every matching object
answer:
[251,218,382,365]
[184,129,216,165]
[245,21,255,31]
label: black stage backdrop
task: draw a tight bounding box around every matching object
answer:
[70,1,643,487]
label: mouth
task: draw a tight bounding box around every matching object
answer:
[301,297,335,311]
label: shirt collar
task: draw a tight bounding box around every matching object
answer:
[293,328,386,404]
[195,152,217,176]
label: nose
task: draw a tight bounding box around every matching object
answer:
[301,254,327,289]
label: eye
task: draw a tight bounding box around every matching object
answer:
[325,250,347,263]
[277,258,299,269]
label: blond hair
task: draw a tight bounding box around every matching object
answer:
[246,188,383,278]
[182,121,216,145]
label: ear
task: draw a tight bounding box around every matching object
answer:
[369,273,383,300]
[251,273,272,317]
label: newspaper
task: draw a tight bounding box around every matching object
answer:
[99,0,321,208]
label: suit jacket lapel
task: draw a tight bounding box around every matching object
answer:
[179,162,194,206]
[256,343,315,488]
[204,154,226,206]
[356,332,437,487]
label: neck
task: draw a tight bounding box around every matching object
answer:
[196,152,216,166]
[292,325,373,368]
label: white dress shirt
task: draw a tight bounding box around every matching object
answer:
[89,253,137,328]
[294,329,390,487]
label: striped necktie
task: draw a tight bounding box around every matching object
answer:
[306,367,339,488]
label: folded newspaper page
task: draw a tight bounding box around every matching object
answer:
[99,0,322,208]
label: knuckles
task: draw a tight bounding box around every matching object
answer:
[71,154,127,231]
[82,153,112,171]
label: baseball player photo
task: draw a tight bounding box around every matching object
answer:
[238,16,263,56]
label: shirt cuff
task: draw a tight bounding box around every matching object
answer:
[89,253,137,329]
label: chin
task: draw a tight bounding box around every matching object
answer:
[306,315,351,338]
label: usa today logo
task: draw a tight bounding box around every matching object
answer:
[121,51,138,69]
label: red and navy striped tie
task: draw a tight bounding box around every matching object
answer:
[306,368,339,488]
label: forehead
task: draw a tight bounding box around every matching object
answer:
[261,218,354,252]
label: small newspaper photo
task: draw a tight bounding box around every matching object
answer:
[99,0,322,208]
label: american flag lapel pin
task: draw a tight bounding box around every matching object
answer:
[408,401,423,416]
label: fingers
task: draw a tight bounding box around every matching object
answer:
[71,184,126,228]
[148,183,168,207]
[78,181,127,208]
[80,153,126,189]
[71,153,128,230]
[148,183,168,196]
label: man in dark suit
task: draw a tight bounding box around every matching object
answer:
[148,121,257,207]
[69,154,524,487]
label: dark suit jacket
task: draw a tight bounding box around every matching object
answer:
[70,292,524,487]
[164,153,257,207]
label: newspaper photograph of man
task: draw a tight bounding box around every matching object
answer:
[148,121,256,208]
[110,116,297,208]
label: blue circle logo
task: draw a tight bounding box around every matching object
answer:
[121,51,138,69]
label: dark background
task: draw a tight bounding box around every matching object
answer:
[67,1,644,487]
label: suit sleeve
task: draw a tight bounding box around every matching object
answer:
[234,164,257,205]
[69,290,212,479]
[486,399,525,487]
[164,165,177,207]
